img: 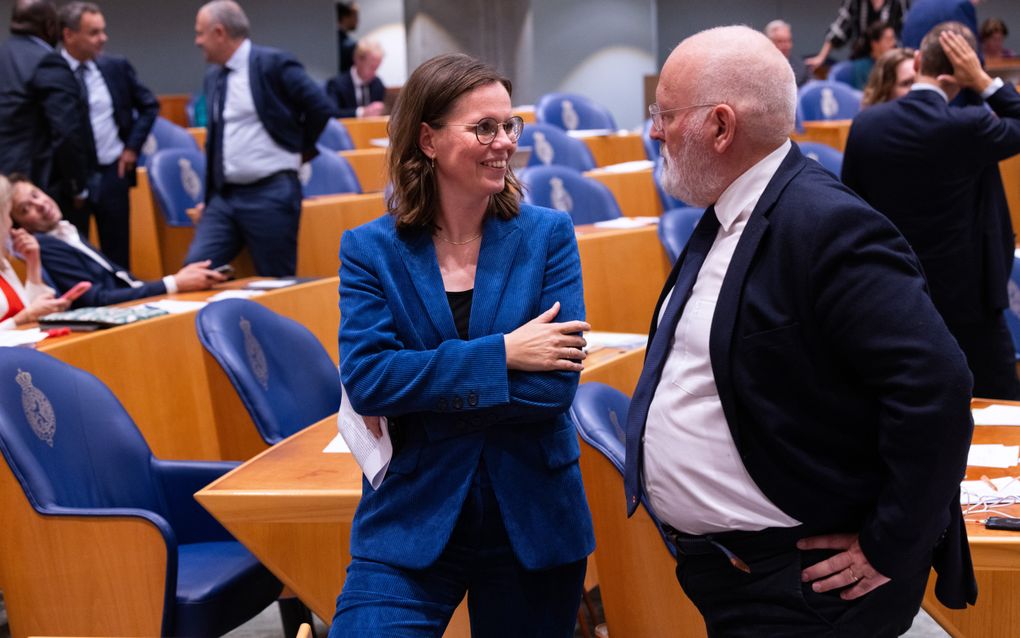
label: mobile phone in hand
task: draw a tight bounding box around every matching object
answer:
[60,281,92,301]
[213,264,236,279]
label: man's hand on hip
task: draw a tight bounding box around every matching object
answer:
[797,533,891,600]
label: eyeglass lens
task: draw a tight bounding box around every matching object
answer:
[476,117,523,143]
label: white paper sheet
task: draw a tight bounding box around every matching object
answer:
[592,216,660,229]
[967,444,1020,468]
[0,328,48,347]
[322,434,351,453]
[337,383,392,489]
[245,279,297,290]
[140,300,208,314]
[206,290,265,301]
[584,331,648,353]
[960,475,1020,504]
[595,160,655,173]
[972,404,1020,426]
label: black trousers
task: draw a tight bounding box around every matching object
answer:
[667,529,930,638]
[64,163,132,270]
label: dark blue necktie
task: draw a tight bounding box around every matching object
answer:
[624,206,720,506]
[210,66,230,193]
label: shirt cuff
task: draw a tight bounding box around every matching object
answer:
[981,77,1005,99]
[355,106,364,117]
[163,275,178,294]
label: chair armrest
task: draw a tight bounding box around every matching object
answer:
[152,459,239,544]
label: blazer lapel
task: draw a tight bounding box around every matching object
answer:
[394,228,458,343]
[247,47,264,118]
[470,215,521,338]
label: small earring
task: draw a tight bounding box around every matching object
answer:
[430,156,436,169]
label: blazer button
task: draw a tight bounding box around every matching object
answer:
[453,396,464,410]
[631,495,637,504]
[438,398,448,411]
[467,391,478,407]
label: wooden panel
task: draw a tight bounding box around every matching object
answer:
[158,93,191,128]
[581,132,647,167]
[586,167,662,218]
[128,168,165,280]
[338,116,389,150]
[792,120,852,153]
[1001,154,1020,240]
[580,346,645,397]
[0,461,167,638]
[296,192,387,278]
[577,225,671,334]
[188,126,207,150]
[339,148,387,193]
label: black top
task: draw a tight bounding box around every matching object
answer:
[445,289,473,340]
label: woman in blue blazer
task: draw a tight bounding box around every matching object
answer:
[329,54,595,636]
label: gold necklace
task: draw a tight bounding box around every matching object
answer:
[435,232,482,245]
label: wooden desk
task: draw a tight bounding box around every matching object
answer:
[576,224,670,334]
[1001,154,1020,239]
[35,278,339,461]
[188,127,207,150]
[295,193,386,278]
[338,116,389,150]
[921,399,1020,637]
[585,166,662,218]
[580,132,647,167]
[792,120,852,153]
[157,93,190,128]
[338,148,387,192]
[195,346,644,633]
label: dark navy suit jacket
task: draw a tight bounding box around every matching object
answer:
[901,0,978,49]
[203,43,335,200]
[36,232,165,308]
[842,85,1020,325]
[338,205,595,571]
[624,145,976,608]
[0,35,92,202]
[325,71,385,118]
[94,54,159,185]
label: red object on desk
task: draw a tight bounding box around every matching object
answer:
[44,328,71,338]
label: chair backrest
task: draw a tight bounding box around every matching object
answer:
[658,206,705,265]
[139,117,200,167]
[1005,255,1020,360]
[797,81,862,121]
[796,141,844,177]
[653,156,688,212]
[569,382,707,637]
[148,148,205,227]
[317,119,355,151]
[0,347,163,514]
[826,60,856,86]
[195,299,342,444]
[518,165,622,225]
[299,145,362,198]
[517,122,596,171]
[535,92,617,131]
[641,118,660,161]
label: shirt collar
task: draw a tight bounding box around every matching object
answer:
[713,139,791,232]
[910,82,948,102]
[224,38,251,72]
[350,67,365,88]
[47,220,80,243]
[59,48,95,73]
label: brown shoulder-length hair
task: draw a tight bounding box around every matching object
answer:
[386,53,523,231]
[861,47,915,106]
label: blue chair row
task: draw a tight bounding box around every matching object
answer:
[535,92,617,131]
[518,122,596,171]
[518,164,622,225]
[798,81,862,122]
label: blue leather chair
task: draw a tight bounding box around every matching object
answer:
[827,60,856,86]
[139,117,200,167]
[517,122,596,171]
[796,141,844,177]
[653,156,688,212]
[641,118,660,161]
[535,92,617,131]
[196,299,341,445]
[518,165,622,225]
[1004,256,1020,362]
[148,148,205,227]
[658,206,704,265]
[317,119,355,151]
[0,347,282,637]
[797,81,862,121]
[299,145,362,198]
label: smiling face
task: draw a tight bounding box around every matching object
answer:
[10,181,63,234]
[422,81,517,208]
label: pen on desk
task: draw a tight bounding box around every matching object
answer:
[981,475,999,492]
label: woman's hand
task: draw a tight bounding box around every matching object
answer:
[363,415,383,439]
[505,301,590,372]
[13,292,70,326]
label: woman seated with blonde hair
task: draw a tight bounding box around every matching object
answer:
[0,174,70,329]
[862,47,916,106]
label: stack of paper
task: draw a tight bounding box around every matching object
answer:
[206,290,265,302]
[0,328,48,347]
[972,404,1020,426]
[584,331,648,353]
[335,383,392,489]
[140,300,208,314]
[592,217,660,229]
[967,444,1020,468]
[960,476,1020,504]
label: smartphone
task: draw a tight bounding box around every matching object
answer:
[985,517,1020,531]
[60,281,92,302]
[214,264,236,279]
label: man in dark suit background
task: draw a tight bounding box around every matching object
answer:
[0,0,93,220]
[624,25,975,636]
[58,1,159,270]
[187,0,334,277]
[843,22,1020,400]
[9,175,222,308]
[325,39,385,118]
[335,1,359,75]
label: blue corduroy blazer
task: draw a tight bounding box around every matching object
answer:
[338,204,595,571]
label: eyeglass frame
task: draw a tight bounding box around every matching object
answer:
[648,102,719,132]
[436,115,525,145]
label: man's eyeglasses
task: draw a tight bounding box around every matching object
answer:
[442,116,525,144]
[648,102,718,132]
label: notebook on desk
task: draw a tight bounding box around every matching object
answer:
[38,305,168,331]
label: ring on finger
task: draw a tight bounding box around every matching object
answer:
[847,566,859,582]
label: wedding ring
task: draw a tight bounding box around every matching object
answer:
[847,566,859,582]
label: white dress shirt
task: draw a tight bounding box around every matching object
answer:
[222,39,300,184]
[47,221,176,293]
[909,76,1004,103]
[60,49,124,166]
[0,257,52,330]
[642,140,802,535]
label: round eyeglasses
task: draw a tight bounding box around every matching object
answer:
[442,116,525,144]
[648,102,718,132]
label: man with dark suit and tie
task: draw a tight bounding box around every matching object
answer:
[58,1,159,270]
[325,39,386,118]
[843,22,1020,400]
[0,0,93,220]
[624,25,975,636]
[187,0,335,277]
[9,175,223,308]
